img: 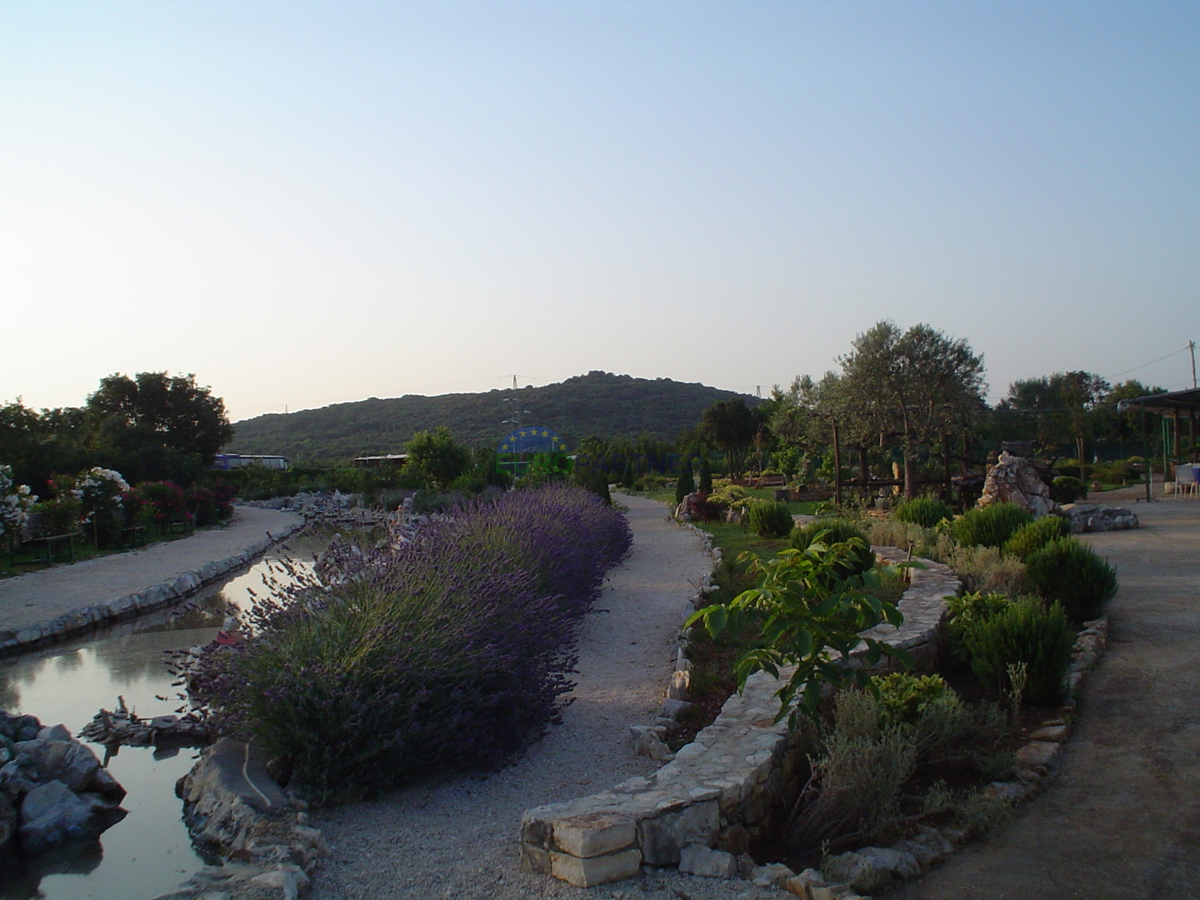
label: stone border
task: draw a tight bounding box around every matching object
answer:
[519,547,962,887]
[0,519,307,657]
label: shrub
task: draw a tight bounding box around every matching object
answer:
[787,689,917,853]
[938,540,1028,596]
[1003,515,1070,561]
[191,483,632,802]
[1025,537,1117,623]
[707,483,753,512]
[944,591,1014,660]
[688,535,904,726]
[894,496,953,529]
[1050,476,1086,504]
[674,465,695,506]
[873,673,958,729]
[789,519,875,580]
[131,481,189,532]
[952,503,1034,548]
[963,599,1074,706]
[748,501,794,538]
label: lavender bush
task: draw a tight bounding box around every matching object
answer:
[191,483,631,803]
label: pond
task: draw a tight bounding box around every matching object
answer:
[0,532,330,900]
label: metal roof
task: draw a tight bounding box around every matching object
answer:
[1118,387,1200,414]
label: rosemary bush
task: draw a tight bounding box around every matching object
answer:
[748,500,795,538]
[951,503,1034,549]
[1024,537,1117,624]
[893,496,953,529]
[1003,515,1070,561]
[962,599,1074,706]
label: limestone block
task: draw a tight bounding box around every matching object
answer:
[638,799,719,866]
[667,670,692,701]
[824,850,895,894]
[785,867,828,898]
[552,812,637,859]
[752,862,797,887]
[860,845,921,880]
[1017,740,1063,771]
[679,844,738,878]
[549,847,642,887]
[809,884,855,900]
[1030,724,1070,743]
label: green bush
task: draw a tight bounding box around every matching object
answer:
[1025,537,1117,623]
[873,673,959,729]
[789,519,875,579]
[1050,476,1086,504]
[1003,515,1070,561]
[944,591,1014,660]
[963,599,1074,706]
[952,503,1034,548]
[674,465,695,506]
[748,501,794,538]
[894,496,953,529]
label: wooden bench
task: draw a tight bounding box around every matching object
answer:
[16,512,82,566]
[121,524,148,548]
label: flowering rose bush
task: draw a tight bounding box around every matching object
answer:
[190,482,632,803]
[126,481,189,535]
[76,467,130,547]
[0,464,38,543]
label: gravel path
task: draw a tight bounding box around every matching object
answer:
[307,494,766,900]
[0,506,303,634]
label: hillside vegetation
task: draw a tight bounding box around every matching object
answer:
[226,371,750,464]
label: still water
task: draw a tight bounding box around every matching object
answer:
[0,533,327,900]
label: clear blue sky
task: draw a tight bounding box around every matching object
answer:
[2,1,1197,423]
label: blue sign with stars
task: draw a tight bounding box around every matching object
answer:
[498,427,567,454]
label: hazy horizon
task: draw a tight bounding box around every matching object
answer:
[3,1,1197,423]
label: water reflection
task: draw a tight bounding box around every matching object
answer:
[0,533,325,900]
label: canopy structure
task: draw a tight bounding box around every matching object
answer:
[1118,387,1200,415]
[1119,388,1199,491]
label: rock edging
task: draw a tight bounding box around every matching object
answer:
[0,517,307,658]
[519,545,961,888]
[150,738,327,900]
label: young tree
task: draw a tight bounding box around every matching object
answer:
[837,322,986,498]
[700,398,759,477]
[405,427,471,489]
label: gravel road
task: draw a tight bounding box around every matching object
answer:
[306,494,770,900]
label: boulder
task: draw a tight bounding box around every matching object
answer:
[14,737,101,791]
[18,780,99,854]
[979,452,1058,518]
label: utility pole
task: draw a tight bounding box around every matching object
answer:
[1190,340,1197,389]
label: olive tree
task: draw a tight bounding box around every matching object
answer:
[837,322,986,498]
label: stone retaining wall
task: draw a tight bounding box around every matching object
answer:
[0,520,307,657]
[519,548,961,887]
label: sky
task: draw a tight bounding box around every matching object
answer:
[2,0,1197,424]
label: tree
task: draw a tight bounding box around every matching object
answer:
[1001,371,1110,465]
[700,399,759,477]
[837,322,986,498]
[405,427,470,489]
[86,372,234,465]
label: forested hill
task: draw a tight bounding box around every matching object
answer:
[226,371,752,464]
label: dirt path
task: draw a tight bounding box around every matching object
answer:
[306,494,722,900]
[887,490,1200,900]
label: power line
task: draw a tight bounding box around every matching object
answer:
[1105,344,1193,381]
